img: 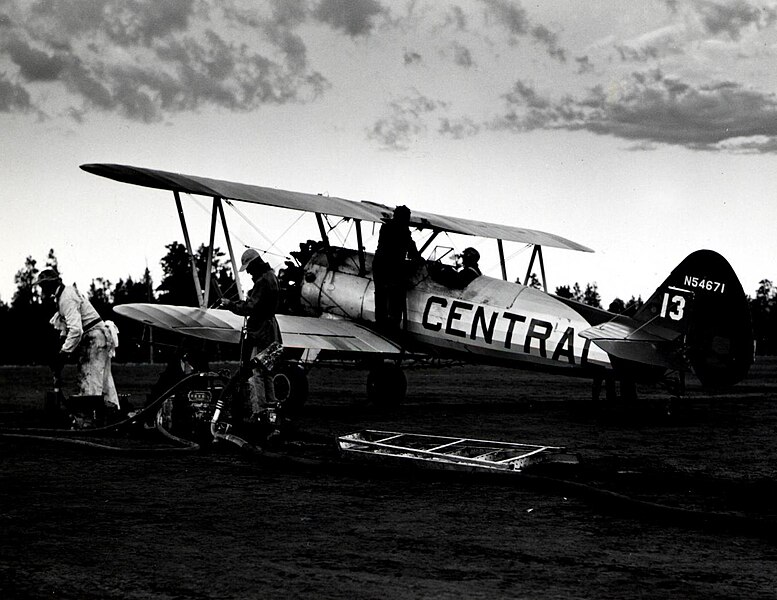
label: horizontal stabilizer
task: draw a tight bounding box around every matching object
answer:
[113,304,402,354]
[580,318,687,370]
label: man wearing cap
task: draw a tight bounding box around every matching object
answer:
[429,247,482,289]
[220,249,282,415]
[34,269,119,409]
[372,205,421,331]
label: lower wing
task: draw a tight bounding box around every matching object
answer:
[113,303,401,354]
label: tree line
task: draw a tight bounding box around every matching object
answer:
[1,244,775,365]
[0,243,240,365]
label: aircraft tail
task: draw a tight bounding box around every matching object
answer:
[633,249,753,388]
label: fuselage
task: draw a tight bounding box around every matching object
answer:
[300,248,613,376]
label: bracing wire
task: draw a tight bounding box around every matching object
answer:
[223,199,306,262]
[483,243,533,280]
[218,198,276,249]
[182,191,305,270]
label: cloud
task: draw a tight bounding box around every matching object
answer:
[313,0,385,37]
[438,116,480,139]
[693,0,768,40]
[663,0,777,39]
[575,55,594,74]
[403,50,422,65]
[481,0,529,35]
[444,5,469,31]
[530,24,566,62]
[490,70,777,151]
[5,36,68,81]
[480,0,567,61]
[0,72,32,112]
[503,80,551,109]
[0,0,330,123]
[367,91,448,150]
[451,41,474,67]
[614,44,661,62]
[608,2,777,66]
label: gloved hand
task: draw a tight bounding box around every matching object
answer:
[219,298,233,309]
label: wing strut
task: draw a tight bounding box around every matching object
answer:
[173,192,245,307]
[524,245,548,292]
[174,191,205,307]
[217,198,243,300]
[354,219,366,276]
[497,239,508,281]
[203,198,219,306]
[419,230,441,253]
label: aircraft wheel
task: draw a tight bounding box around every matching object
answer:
[366,365,407,406]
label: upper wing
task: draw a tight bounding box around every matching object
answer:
[113,304,401,353]
[81,163,593,252]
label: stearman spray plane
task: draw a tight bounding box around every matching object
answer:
[80,163,754,406]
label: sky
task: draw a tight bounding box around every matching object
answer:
[1,0,776,308]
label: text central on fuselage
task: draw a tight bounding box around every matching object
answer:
[421,295,588,364]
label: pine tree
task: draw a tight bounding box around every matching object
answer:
[583,283,602,308]
[88,277,114,319]
[12,255,40,309]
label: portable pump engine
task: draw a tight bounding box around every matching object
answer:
[152,344,308,446]
[154,371,230,445]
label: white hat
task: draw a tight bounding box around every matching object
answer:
[239,248,262,271]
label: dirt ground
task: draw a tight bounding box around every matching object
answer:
[1,358,776,599]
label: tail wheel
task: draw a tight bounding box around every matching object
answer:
[366,364,407,406]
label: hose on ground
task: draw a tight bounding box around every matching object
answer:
[0,371,229,451]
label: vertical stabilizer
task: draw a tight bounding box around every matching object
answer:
[635,250,753,388]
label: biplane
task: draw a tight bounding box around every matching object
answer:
[81,163,754,404]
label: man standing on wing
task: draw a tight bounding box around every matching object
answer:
[372,205,421,332]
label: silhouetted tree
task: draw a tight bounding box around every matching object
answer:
[572,282,583,302]
[583,283,602,308]
[157,242,197,306]
[157,242,237,306]
[751,279,776,355]
[45,248,58,272]
[608,298,626,313]
[114,268,154,306]
[88,277,113,320]
[623,295,644,316]
[554,282,584,302]
[12,255,40,310]
[527,273,542,289]
[3,254,59,364]
[111,269,157,362]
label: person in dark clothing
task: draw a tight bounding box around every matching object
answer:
[372,205,421,331]
[429,247,482,289]
[220,249,283,414]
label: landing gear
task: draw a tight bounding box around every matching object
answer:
[366,363,407,406]
[661,371,686,417]
[592,376,630,402]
